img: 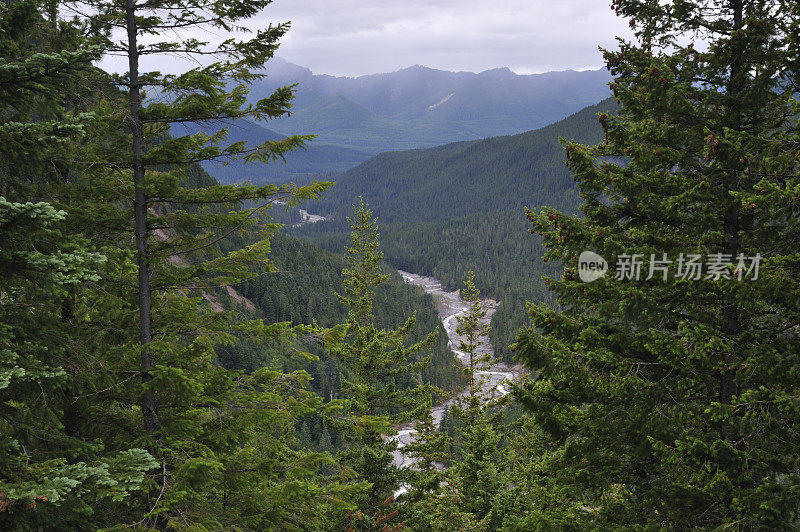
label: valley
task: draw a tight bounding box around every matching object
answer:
[5,0,793,527]
[391,270,522,488]
[292,98,616,366]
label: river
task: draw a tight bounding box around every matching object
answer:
[289,207,520,481]
[390,270,522,477]
[293,209,326,227]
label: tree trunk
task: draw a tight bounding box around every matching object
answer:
[125,0,159,437]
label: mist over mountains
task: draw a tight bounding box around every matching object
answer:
[256,58,612,150]
[195,59,611,183]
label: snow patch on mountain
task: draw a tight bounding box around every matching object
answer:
[427,92,454,111]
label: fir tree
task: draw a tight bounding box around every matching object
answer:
[26,0,358,526]
[413,474,489,532]
[64,0,326,442]
[0,4,158,527]
[456,271,492,411]
[397,397,452,530]
[442,272,508,528]
[0,0,98,196]
[328,199,438,530]
[0,198,159,528]
[517,0,800,527]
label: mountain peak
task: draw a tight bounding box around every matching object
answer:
[264,57,313,78]
[480,66,513,74]
[396,64,441,74]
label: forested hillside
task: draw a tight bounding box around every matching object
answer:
[180,164,464,446]
[172,119,373,184]
[226,233,462,391]
[305,98,615,221]
[294,99,617,360]
[5,0,800,528]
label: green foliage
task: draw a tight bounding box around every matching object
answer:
[404,272,513,530]
[456,272,493,405]
[42,0,362,524]
[0,198,157,529]
[0,5,160,527]
[409,474,489,532]
[326,200,439,529]
[515,1,800,528]
[294,100,616,363]
[444,273,509,528]
[0,0,98,197]
[447,410,507,529]
[2,0,367,527]
[7,0,798,527]
[0,198,104,291]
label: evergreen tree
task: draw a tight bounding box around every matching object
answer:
[442,272,507,528]
[328,199,438,530]
[516,0,800,527]
[456,271,492,410]
[0,4,158,527]
[412,474,488,532]
[319,426,335,455]
[0,0,97,197]
[24,0,359,526]
[0,198,158,528]
[397,397,452,530]
[65,0,325,442]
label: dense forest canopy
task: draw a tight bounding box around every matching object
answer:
[294,100,617,362]
[1,0,799,530]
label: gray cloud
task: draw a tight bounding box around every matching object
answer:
[264,0,634,75]
[100,0,635,76]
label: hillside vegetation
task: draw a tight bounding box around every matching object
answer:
[294,99,617,361]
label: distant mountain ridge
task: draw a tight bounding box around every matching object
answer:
[248,58,612,153]
[188,61,612,184]
[307,97,618,223]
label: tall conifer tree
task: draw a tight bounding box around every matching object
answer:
[517,1,800,527]
[64,0,325,441]
[328,199,438,530]
[0,2,158,527]
[41,0,352,526]
[446,272,507,528]
[456,271,492,412]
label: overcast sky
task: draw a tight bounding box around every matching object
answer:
[262,0,634,76]
[101,0,635,77]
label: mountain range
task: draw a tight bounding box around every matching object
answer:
[187,59,611,183]
[254,58,612,151]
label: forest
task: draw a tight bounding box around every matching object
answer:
[293,99,617,363]
[2,0,800,530]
